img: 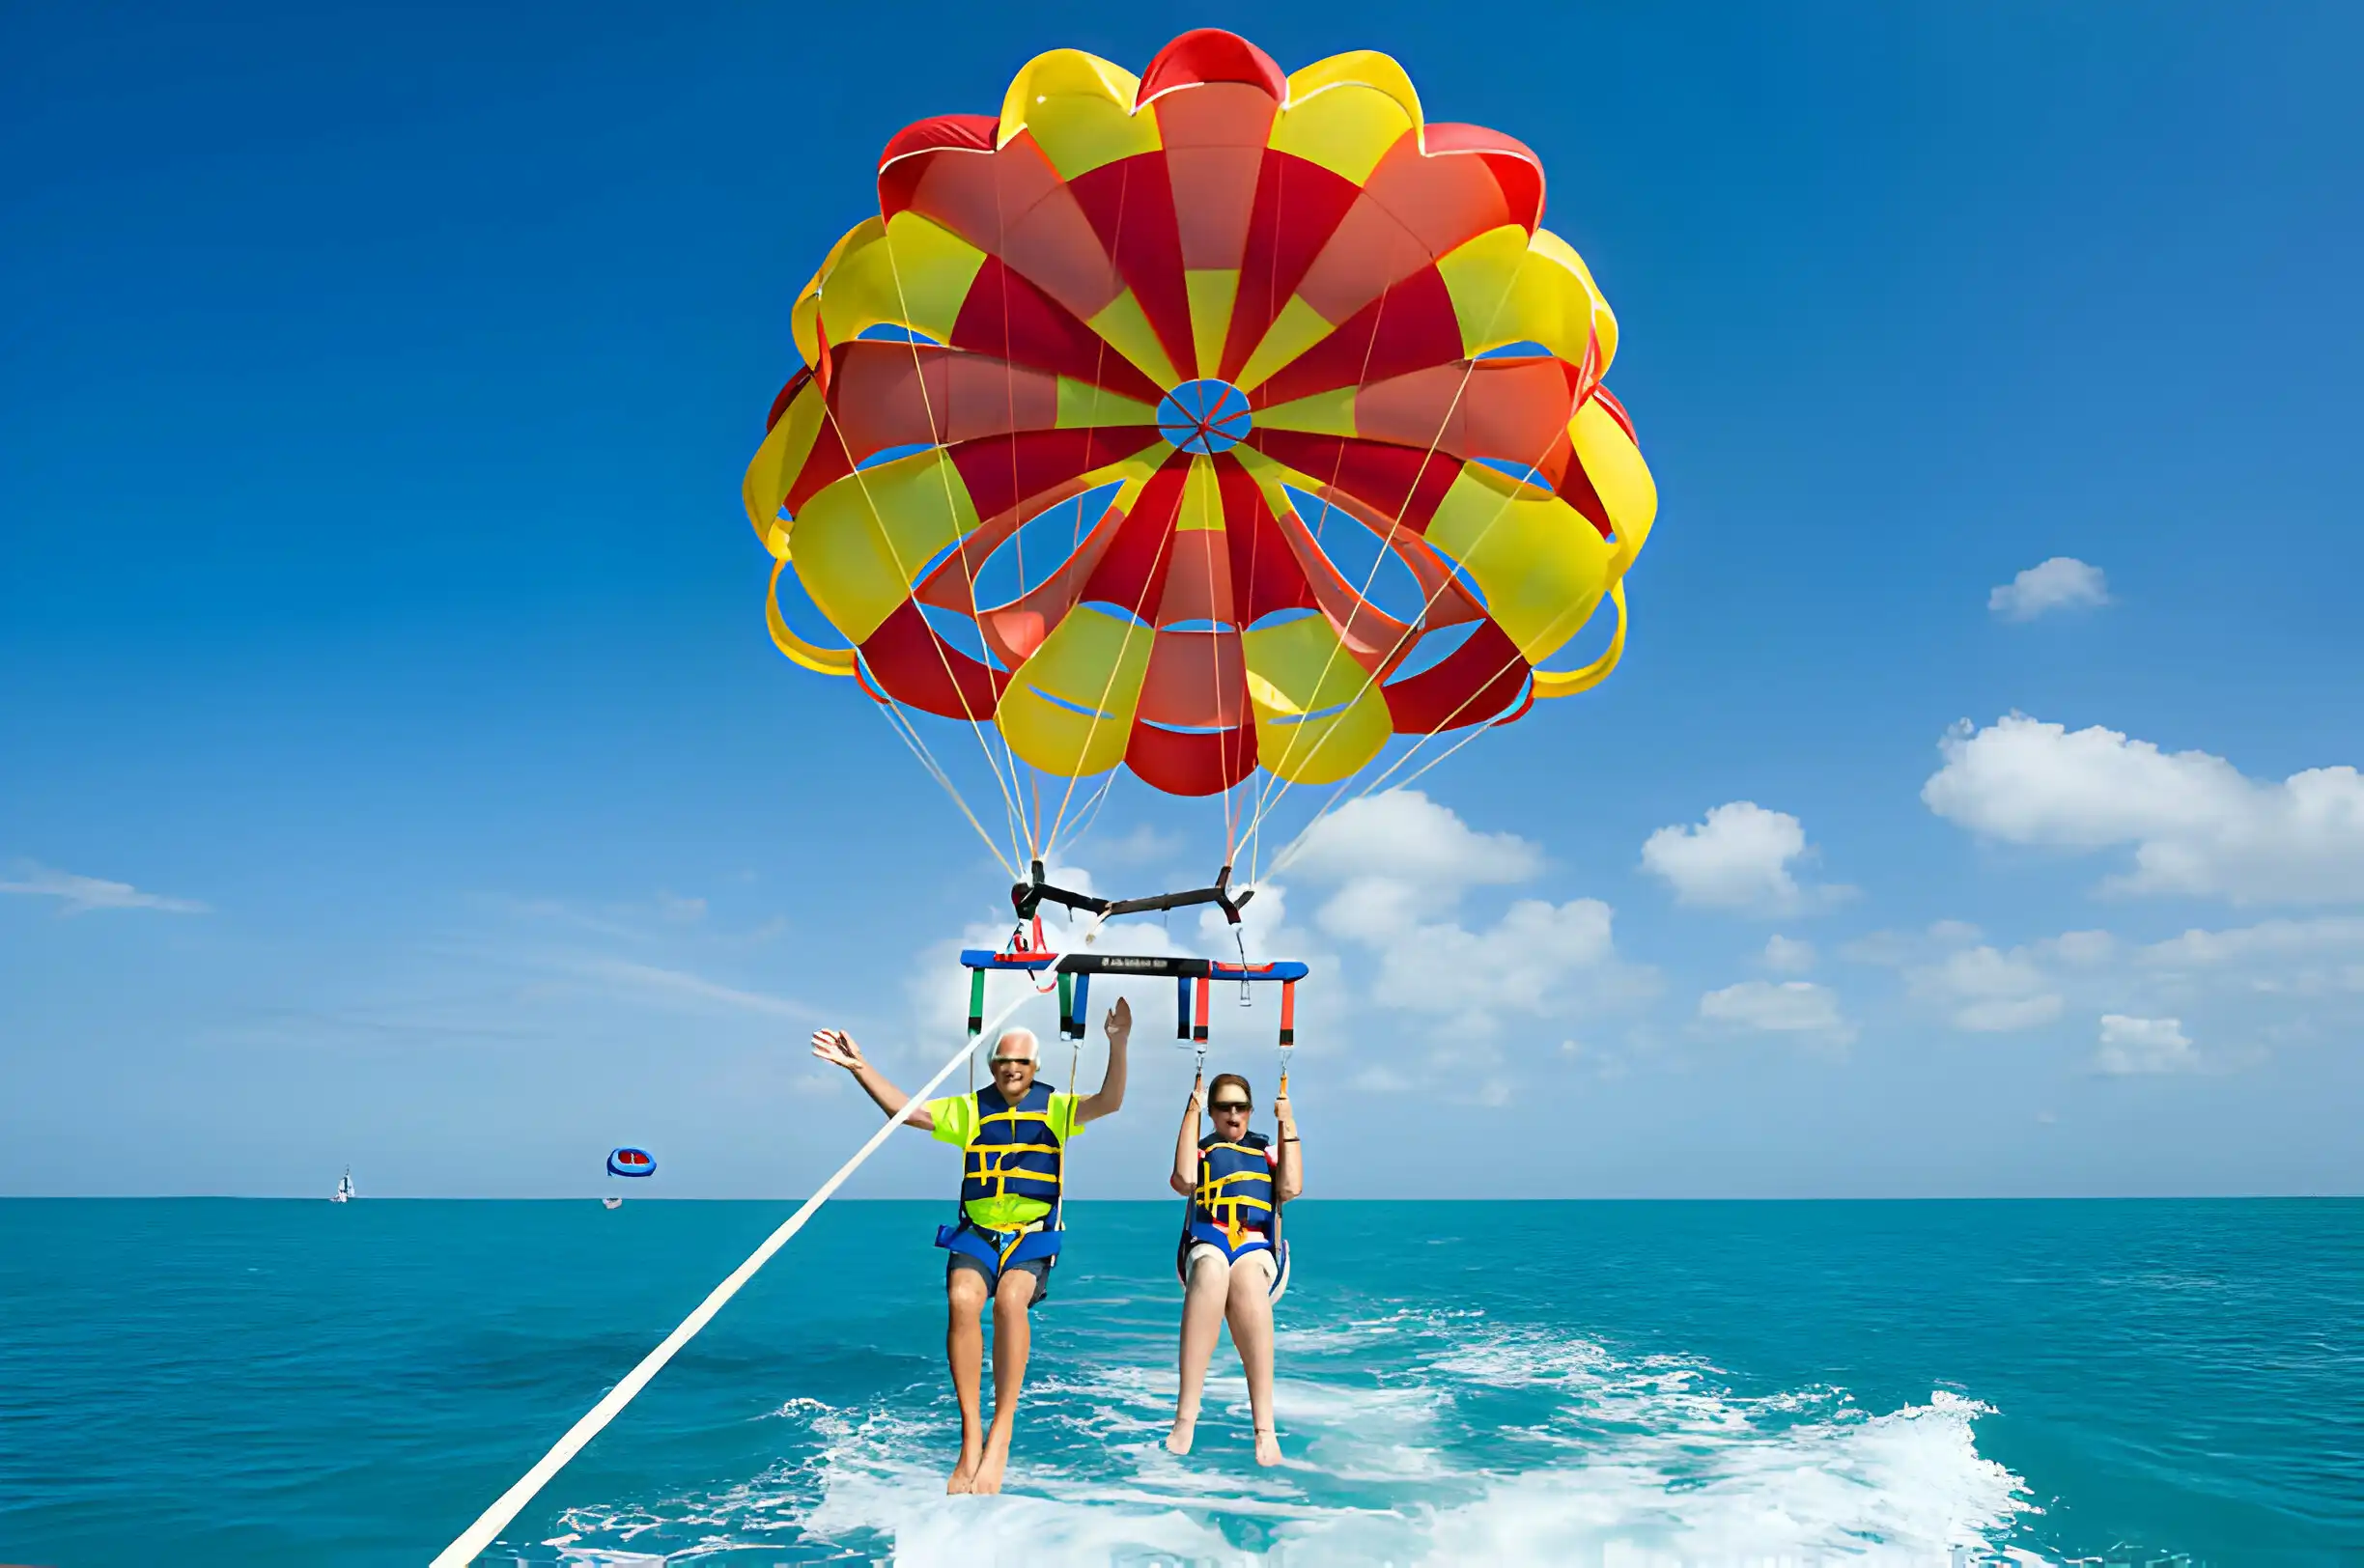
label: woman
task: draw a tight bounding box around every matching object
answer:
[1167,1069,1302,1464]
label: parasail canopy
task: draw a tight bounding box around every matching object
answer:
[607,1147,656,1179]
[745,27,1657,882]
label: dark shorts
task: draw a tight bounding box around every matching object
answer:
[946,1249,1053,1306]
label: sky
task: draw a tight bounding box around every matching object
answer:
[4,0,2360,1199]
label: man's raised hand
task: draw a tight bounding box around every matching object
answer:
[1104,996,1133,1043]
[811,1028,866,1072]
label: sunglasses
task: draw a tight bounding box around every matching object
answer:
[1210,1098,1252,1112]
[988,1056,1035,1069]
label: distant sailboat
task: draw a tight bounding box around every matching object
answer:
[331,1167,354,1204]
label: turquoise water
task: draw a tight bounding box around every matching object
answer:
[2,1200,2358,1565]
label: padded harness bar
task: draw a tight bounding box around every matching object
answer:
[959,950,1310,1043]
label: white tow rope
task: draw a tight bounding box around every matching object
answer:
[430,984,1043,1566]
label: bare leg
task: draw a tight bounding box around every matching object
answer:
[944,1267,988,1493]
[1224,1255,1280,1465]
[1170,1250,1230,1455]
[972,1267,1035,1494]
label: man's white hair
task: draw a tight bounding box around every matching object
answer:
[992,1027,1040,1061]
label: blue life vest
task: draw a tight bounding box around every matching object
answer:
[935,1082,1064,1274]
[1187,1131,1276,1261]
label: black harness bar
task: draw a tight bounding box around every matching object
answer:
[1011,858,1255,926]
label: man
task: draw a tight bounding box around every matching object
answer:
[811,997,1131,1494]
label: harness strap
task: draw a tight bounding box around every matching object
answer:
[971,1216,1049,1266]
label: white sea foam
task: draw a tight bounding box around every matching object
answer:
[542,1308,2039,1566]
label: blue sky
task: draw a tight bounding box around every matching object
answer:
[5,0,2359,1199]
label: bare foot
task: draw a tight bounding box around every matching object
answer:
[972,1426,1013,1494]
[1166,1414,1196,1456]
[947,1438,982,1494]
[1253,1427,1282,1467]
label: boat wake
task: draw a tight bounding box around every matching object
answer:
[535,1307,2037,1566]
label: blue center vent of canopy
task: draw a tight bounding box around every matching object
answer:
[1156,379,1252,457]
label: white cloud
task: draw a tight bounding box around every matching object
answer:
[1923,714,2364,904]
[1957,994,2065,1032]
[1354,896,1621,1018]
[904,795,1647,1103]
[2135,916,2364,1001]
[1698,980,1856,1050]
[0,863,209,915]
[1641,801,1843,915]
[1197,881,1289,952]
[1557,1036,1631,1081]
[1989,557,2110,621]
[1908,945,2064,1033]
[1854,913,2340,1065]
[2139,916,2364,969]
[1840,920,1982,966]
[2095,1014,2199,1076]
[1073,822,1187,868]
[1761,935,1816,973]
[2050,929,2118,966]
[1280,791,1651,1032]
[1281,790,1539,890]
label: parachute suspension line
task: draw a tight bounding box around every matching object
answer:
[1262,701,1512,886]
[860,658,1021,881]
[1242,266,1591,880]
[813,395,1029,877]
[429,978,1050,1568]
[1362,630,1588,798]
[1030,769,1045,871]
[1040,767,1116,868]
[1040,160,1148,863]
[1242,324,1478,876]
[1240,264,1533,852]
[863,228,1037,866]
[1038,462,1174,860]
[1241,273,1403,839]
[1265,485,1630,887]
[1206,448,1241,868]
[1039,493,1184,867]
[1233,158,1287,881]
[990,171,1044,856]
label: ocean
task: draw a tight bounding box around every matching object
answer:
[1,1198,2357,1565]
